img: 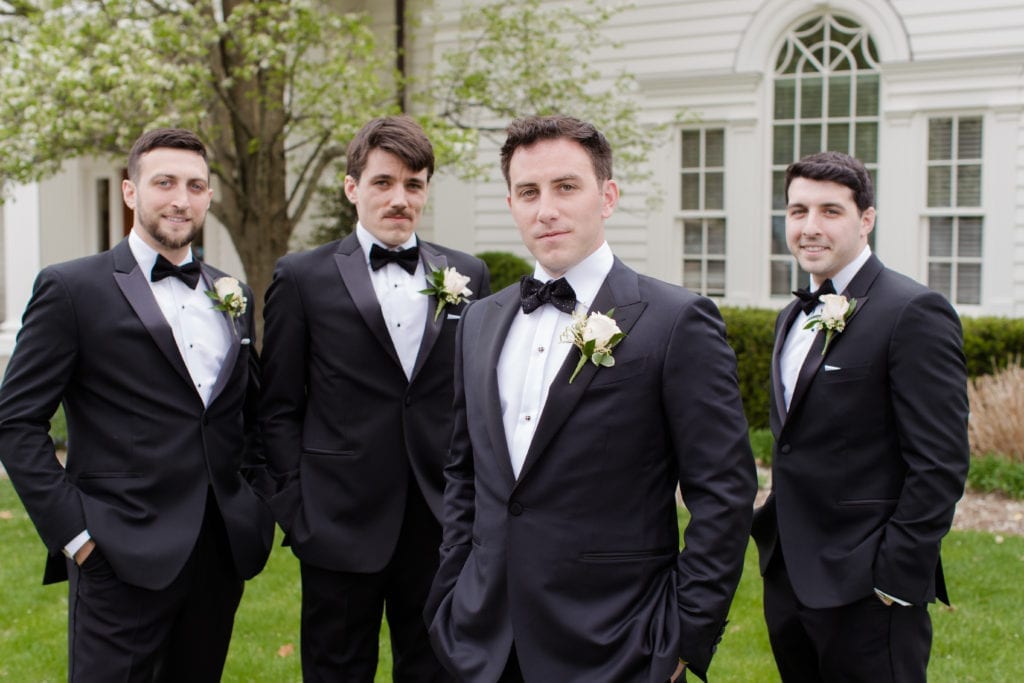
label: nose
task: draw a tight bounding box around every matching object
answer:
[169,185,190,209]
[537,193,559,224]
[802,209,823,235]
[389,186,408,209]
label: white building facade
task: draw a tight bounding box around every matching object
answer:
[3,0,1023,369]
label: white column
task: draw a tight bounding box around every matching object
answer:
[0,183,43,362]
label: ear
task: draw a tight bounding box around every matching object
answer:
[344,175,358,204]
[600,179,620,219]
[121,178,137,210]
[860,206,876,238]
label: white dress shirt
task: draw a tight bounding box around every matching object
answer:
[780,245,871,410]
[497,242,614,478]
[356,224,427,380]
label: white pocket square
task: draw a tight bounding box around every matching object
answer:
[824,364,841,372]
[446,314,461,320]
[241,338,252,345]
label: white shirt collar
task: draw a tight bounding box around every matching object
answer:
[809,244,871,295]
[356,223,418,263]
[533,241,614,311]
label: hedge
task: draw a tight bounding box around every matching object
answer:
[476,251,533,293]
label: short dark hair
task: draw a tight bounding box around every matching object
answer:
[500,115,613,187]
[127,128,208,183]
[785,151,874,212]
[346,116,434,182]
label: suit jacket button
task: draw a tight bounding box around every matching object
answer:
[509,501,523,516]
[780,443,791,454]
[202,416,209,426]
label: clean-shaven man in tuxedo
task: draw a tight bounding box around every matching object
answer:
[0,128,274,681]
[752,151,970,682]
[260,115,490,681]
[425,115,757,683]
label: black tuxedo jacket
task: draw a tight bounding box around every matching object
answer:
[425,259,757,682]
[0,239,274,590]
[752,254,970,608]
[259,233,490,572]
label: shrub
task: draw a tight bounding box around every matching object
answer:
[718,307,777,431]
[961,316,1024,378]
[967,454,1024,499]
[748,428,774,465]
[967,361,1024,463]
[476,251,532,292]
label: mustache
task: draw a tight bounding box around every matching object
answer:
[384,209,412,219]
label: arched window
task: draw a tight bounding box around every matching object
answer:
[769,13,880,295]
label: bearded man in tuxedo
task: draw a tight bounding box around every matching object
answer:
[752,151,970,682]
[425,115,757,682]
[0,128,273,681]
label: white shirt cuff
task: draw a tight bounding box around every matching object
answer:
[874,587,912,606]
[62,530,91,559]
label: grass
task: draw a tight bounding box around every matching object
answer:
[2,479,1022,681]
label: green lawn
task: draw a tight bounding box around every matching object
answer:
[1,479,1021,681]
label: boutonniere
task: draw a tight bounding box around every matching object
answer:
[560,309,626,383]
[420,266,473,321]
[804,293,856,355]
[205,276,248,320]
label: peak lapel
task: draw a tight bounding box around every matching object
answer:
[202,266,244,406]
[514,260,646,486]
[478,288,522,485]
[112,240,193,388]
[409,243,448,384]
[772,301,801,428]
[334,235,403,371]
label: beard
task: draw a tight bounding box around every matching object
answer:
[137,208,203,250]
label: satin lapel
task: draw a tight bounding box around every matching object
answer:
[514,261,646,487]
[479,288,522,485]
[409,243,448,384]
[334,235,402,370]
[111,241,193,387]
[202,267,242,406]
[772,302,801,427]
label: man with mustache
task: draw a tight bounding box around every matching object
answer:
[752,151,970,681]
[0,128,273,681]
[260,115,490,681]
[425,115,757,682]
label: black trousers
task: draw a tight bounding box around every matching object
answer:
[299,483,450,683]
[762,551,932,683]
[66,493,244,683]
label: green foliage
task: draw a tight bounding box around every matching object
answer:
[748,428,774,465]
[968,454,1024,500]
[476,251,532,292]
[960,316,1024,377]
[49,405,67,449]
[719,307,777,431]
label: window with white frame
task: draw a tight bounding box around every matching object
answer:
[680,128,726,297]
[926,116,983,305]
[770,13,880,295]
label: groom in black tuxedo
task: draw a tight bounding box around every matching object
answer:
[425,115,757,682]
[752,151,970,681]
[0,128,274,681]
[259,115,489,681]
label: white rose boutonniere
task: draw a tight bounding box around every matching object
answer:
[560,309,626,383]
[804,293,856,356]
[420,266,473,321]
[206,276,248,319]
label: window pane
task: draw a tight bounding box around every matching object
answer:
[773,125,795,165]
[854,122,878,163]
[772,171,787,211]
[958,217,983,258]
[683,260,703,290]
[828,75,851,117]
[929,217,953,257]
[957,164,981,206]
[771,215,788,254]
[827,123,850,154]
[707,260,726,295]
[927,167,951,207]
[706,173,724,210]
[855,74,879,116]
[957,264,981,305]
[800,124,823,157]
[771,260,793,296]
[928,263,952,299]
[774,79,797,119]
[683,220,704,252]
[929,119,952,160]
[800,76,824,119]
[681,131,701,168]
[705,129,725,166]
[707,219,726,254]
[681,172,700,210]
[958,117,983,159]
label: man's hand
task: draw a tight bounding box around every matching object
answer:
[671,659,686,682]
[74,539,96,566]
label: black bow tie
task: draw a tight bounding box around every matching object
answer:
[520,275,577,314]
[793,279,836,314]
[151,254,201,289]
[369,243,419,274]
